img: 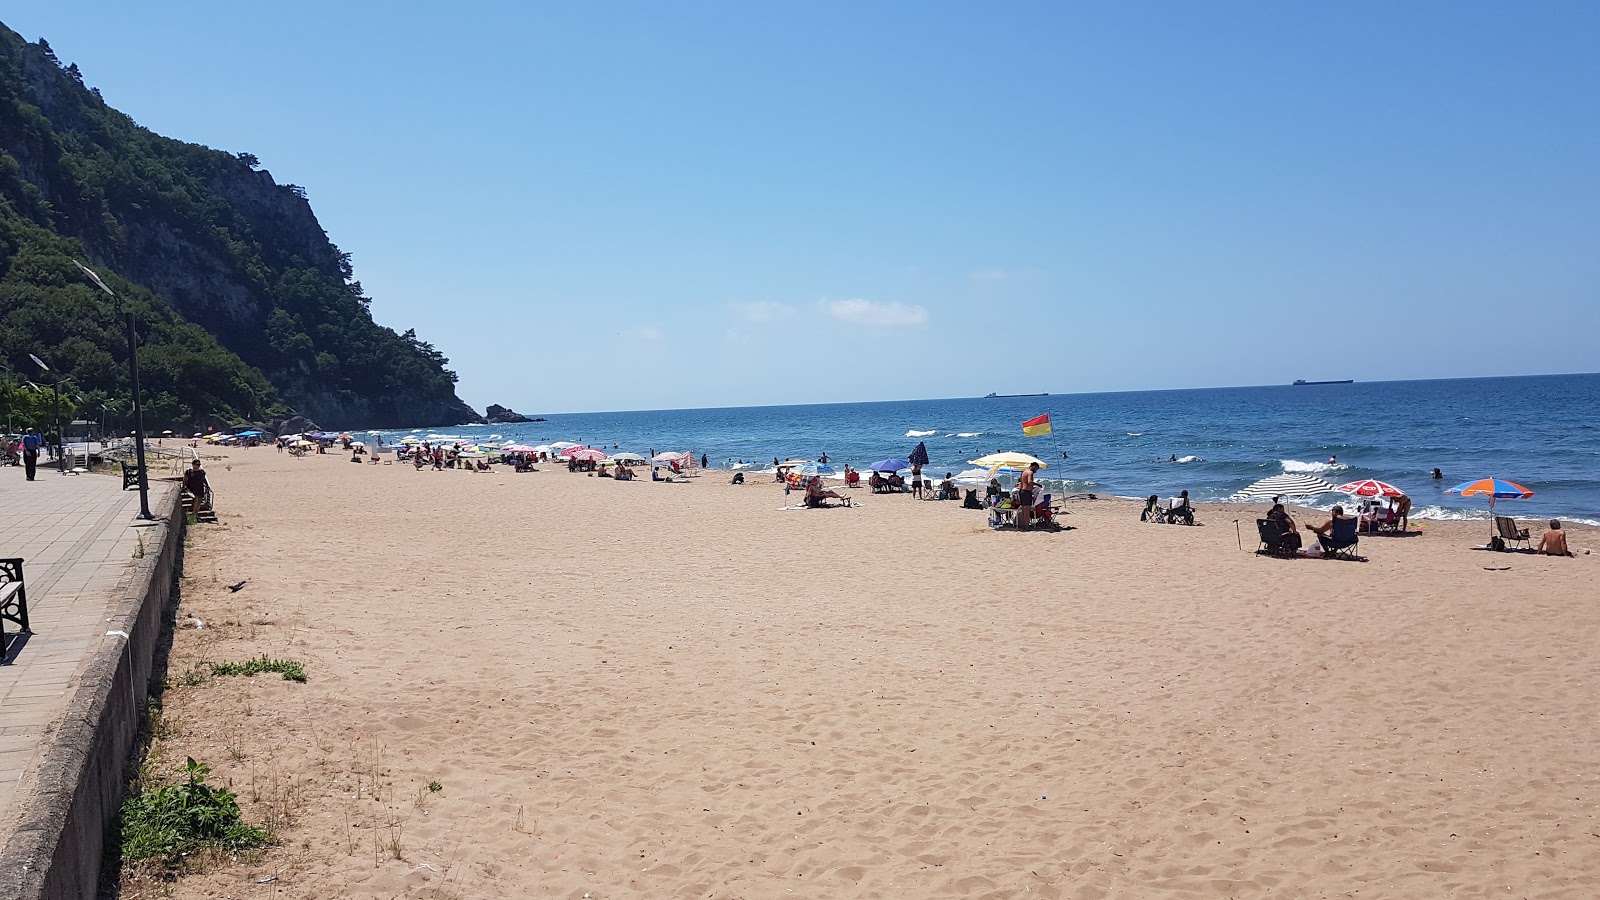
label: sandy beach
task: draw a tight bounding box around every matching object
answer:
[135,448,1599,899]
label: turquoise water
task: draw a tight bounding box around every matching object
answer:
[370,373,1600,522]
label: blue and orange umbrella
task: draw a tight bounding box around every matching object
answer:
[1446,477,1534,537]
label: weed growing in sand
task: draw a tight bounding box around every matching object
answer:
[208,656,307,682]
[428,780,443,793]
[119,757,271,864]
[133,534,145,559]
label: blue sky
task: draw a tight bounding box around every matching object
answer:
[11,2,1598,413]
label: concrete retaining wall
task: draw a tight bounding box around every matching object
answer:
[0,489,184,900]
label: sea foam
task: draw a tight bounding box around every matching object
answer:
[1281,459,1348,474]
[906,429,937,437]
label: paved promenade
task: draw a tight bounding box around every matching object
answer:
[0,464,176,836]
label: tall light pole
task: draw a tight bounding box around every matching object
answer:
[28,353,63,474]
[73,261,153,520]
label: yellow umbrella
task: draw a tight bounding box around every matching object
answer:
[399,436,422,445]
[968,452,1047,470]
[292,439,314,448]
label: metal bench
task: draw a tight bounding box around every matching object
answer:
[121,460,144,491]
[1,558,31,663]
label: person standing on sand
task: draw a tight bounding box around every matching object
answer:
[1015,461,1039,528]
[911,462,924,499]
[701,453,708,470]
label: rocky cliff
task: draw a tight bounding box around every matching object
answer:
[0,24,481,428]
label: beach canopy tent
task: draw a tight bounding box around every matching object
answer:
[968,452,1047,471]
[1230,473,1336,501]
[1335,479,1406,498]
[908,442,930,467]
[870,458,911,473]
[611,452,647,463]
[1446,477,1534,539]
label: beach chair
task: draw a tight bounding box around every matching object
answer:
[1140,496,1166,523]
[1318,517,1362,560]
[1165,499,1195,527]
[1256,519,1297,558]
[1032,493,1057,528]
[1493,516,1530,550]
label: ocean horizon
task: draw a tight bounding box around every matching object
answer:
[370,372,1600,523]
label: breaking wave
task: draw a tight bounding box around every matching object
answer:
[1281,459,1348,474]
[906,429,937,437]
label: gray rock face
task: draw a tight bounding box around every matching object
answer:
[485,404,534,423]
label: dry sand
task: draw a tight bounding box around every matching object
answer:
[137,448,1599,898]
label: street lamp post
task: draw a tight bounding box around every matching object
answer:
[28,353,64,474]
[72,261,153,520]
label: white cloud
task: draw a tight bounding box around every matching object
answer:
[819,298,928,327]
[730,300,796,323]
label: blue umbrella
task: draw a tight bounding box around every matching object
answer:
[795,462,834,477]
[870,458,910,472]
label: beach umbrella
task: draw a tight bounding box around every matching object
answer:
[550,441,580,450]
[870,458,911,473]
[951,467,993,486]
[569,448,608,462]
[559,445,588,456]
[292,439,314,448]
[1230,473,1336,501]
[968,452,1047,470]
[611,452,647,463]
[794,462,835,477]
[1447,477,1534,538]
[908,441,930,467]
[399,436,421,445]
[777,458,811,468]
[351,441,365,449]
[1335,479,1406,498]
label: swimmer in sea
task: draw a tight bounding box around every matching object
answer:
[1431,467,1443,480]
[1329,455,1337,465]
[1170,454,1177,462]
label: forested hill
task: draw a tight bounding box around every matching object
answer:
[0,23,481,429]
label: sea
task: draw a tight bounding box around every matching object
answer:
[367,373,1600,523]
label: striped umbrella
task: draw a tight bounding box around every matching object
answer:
[1231,473,1336,501]
[568,448,608,462]
[1334,479,1407,498]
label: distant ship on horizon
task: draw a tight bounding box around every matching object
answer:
[1293,379,1355,386]
[984,392,1050,398]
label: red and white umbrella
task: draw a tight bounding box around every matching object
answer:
[568,448,609,462]
[559,445,589,457]
[1334,479,1406,498]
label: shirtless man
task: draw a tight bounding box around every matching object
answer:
[1015,462,1039,529]
[1537,520,1571,556]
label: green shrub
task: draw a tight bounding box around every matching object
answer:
[120,757,270,863]
[208,656,306,682]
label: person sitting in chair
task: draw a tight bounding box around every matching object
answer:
[730,471,745,485]
[938,473,957,500]
[888,473,906,492]
[987,479,1004,503]
[1267,502,1302,552]
[868,472,885,492]
[1538,520,1571,556]
[1307,505,1356,551]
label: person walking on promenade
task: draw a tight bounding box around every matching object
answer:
[21,428,42,481]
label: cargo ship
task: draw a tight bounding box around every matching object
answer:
[984,392,1050,398]
[1292,379,1354,386]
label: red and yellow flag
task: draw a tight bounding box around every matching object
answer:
[1022,413,1052,437]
